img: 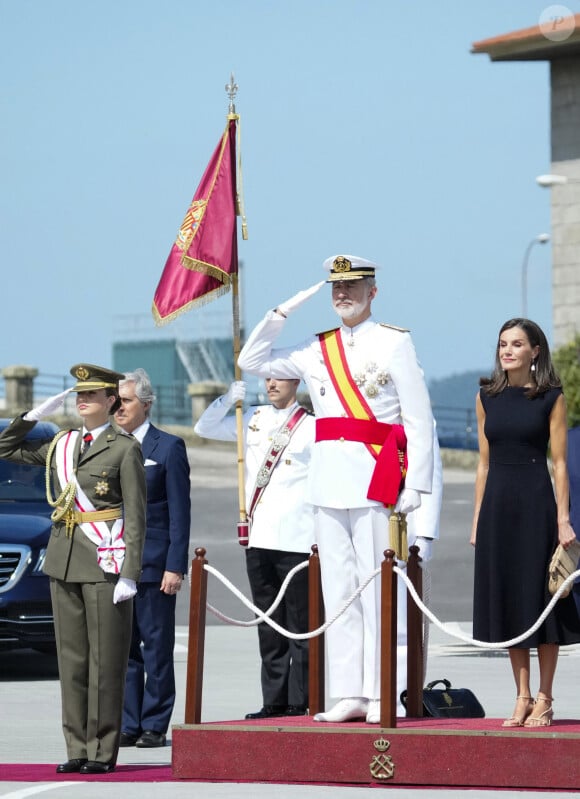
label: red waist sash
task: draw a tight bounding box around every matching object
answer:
[315,417,407,506]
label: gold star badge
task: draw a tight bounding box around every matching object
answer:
[95,480,109,496]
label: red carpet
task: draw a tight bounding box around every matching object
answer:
[5,717,580,789]
[172,716,580,790]
[1,764,173,782]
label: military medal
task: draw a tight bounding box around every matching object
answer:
[95,479,109,496]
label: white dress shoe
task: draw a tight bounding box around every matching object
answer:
[366,699,381,724]
[313,697,368,722]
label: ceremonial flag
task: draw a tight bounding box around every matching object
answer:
[152,117,238,325]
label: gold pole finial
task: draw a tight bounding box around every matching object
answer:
[225,73,238,115]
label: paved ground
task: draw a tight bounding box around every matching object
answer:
[1,453,578,797]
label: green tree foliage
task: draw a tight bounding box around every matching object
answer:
[553,334,580,428]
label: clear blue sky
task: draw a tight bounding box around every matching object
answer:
[1,0,574,385]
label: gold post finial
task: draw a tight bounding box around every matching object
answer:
[225,73,238,115]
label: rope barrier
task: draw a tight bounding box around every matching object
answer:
[200,560,580,649]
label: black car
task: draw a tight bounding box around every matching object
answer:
[0,419,58,652]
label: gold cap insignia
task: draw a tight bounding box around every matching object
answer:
[75,366,90,380]
[333,256,352,273]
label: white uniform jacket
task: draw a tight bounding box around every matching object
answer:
[238,312,435,512]
[194,398,316,553]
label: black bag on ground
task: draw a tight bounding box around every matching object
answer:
[401,678,485,718]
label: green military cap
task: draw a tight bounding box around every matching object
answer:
[69,363,125,392]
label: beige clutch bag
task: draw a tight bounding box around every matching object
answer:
[548,540,580,598]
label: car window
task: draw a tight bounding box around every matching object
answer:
[0,460,46,501]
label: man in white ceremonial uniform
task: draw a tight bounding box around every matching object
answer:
[194,376,316,718]
[238,254,442,723]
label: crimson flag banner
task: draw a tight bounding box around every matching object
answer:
[152,118,238,325]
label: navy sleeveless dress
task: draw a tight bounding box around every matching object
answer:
[473,386,580,647]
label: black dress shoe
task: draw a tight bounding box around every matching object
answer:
[286,705,308,716]
[245,705,288,719]
[79,761,115,774]
[56,758,88,774]
[135,730,166,748]
[119,732,140,746]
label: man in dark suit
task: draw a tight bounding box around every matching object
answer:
[567,426,580,617]
[115,368,191,748]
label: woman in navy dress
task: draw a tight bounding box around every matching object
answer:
[471,319,580,728]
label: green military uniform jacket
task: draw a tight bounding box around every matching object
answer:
[0,415,146,582]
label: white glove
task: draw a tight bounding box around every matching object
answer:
[113,577,137,604]
[277,281,326,317]
[224,381,246,407]
[394,488,422,515]
[413,537,433,563]
[24,388,73,422]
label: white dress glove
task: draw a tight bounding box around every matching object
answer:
[224,381,246,407]
[277,281,326,317]
[24,388,73,422]
[413,537,433,563]
[113,577,137,604]
[394,487,422,515]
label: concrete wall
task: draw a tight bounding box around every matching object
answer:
[550,57,580,347]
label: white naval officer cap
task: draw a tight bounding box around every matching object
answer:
[323,254,380,282]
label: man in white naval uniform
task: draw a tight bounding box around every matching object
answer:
[238,254,442,724]
[194,377,316,719]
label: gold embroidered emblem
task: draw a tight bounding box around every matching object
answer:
[95,480,109,496]
[75,366,90,380]
[176,199,207,251]
[333,255,352,273]
[369,738,394,781]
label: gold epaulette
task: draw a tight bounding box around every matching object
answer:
[379,322,410,333]
[315,327,340,337]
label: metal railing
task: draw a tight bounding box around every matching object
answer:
[0,373,479,448]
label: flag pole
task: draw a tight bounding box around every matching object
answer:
[226,75,250,544]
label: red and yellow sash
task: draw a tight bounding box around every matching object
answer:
[318,329,407,505]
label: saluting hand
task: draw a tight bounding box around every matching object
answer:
[276,281,326,317]
[24,388,74,422]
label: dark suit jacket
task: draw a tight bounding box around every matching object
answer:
[0,416,146,582]
[140,424,191,581]
[568,426,580,534]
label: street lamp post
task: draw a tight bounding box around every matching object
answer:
[536,174,580,187]
[521,233,550,317]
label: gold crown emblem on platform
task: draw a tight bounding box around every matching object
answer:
[373,738,390,752]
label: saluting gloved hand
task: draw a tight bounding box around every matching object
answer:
[394,487,421,515]
[113,577,137,604]
[24,388,74,422]
[276,281,326,317]
[224,381,246,407]
[413,537,433,563]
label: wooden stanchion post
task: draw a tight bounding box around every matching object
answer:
[406,544,424,717]
[184,547,208,724]
[308,544,325,716]
[380,549,397,728]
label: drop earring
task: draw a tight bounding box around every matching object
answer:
[531,359,536,373]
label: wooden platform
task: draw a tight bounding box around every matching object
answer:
[172,716,580,790]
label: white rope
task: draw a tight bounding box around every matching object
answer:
[203,560,380,639]
[200,560,580,649]
[398,566,580,649]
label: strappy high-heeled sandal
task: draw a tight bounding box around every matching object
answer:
[502,695,535,727]
[524,696,553,728]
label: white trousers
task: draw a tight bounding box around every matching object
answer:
[315,505,411,706]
